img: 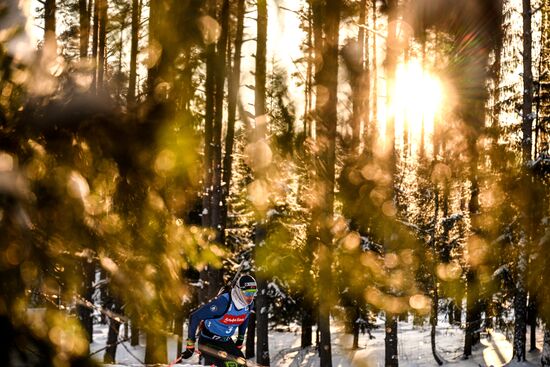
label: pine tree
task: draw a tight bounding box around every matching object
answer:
[199,0,223,302]
[538,2,550,362]
[313,0,341,365]
[384,1,399,365]
[254,0,270,365]
[221,0,245,247]
[96,0,107,92]
[512,0,534,361]
[126,0,140,106]
[79,0,90,58]
[300,0,318,350]
[44,0,57,49]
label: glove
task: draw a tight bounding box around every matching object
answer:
[235,335,245,349]
[181,338,195,359]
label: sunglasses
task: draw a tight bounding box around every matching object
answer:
[242,289,257,297]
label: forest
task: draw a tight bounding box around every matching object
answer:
[1,0,550,366]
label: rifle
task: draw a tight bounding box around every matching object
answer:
[217,259,246,295]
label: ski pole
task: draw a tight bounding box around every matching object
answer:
[168,348,204,366]
[167,355,182,367]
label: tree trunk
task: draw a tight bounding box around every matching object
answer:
[76,260,95,346]
[304,1,314,134]
[146,0,159,96]
[91,0,99,93]
[430,286,442,365]
[301,0,322,350]
[301,306,314,348]
[145,0,178,100]
[144,332,167,364]
[103,299,122,363]
[341,2,368,352]
[99,268,108,324]
[315,0,341,366]
[44,0,56,50]
[211,0,230,254]
[419,38,426,158]
[130,318,139,346]
[528,297,538,351]
[199,0,218,303]
[513,239,528,362]
[127,0,140,106]
[403,47,410,157]
[448,302,454,325]
[174,309,184,356]
[103,319,121,363]
[521,0,534,165]
[97,0,107,92]
[538,1,550,150]
[430,190,443,365]
[254,1,270,365]
[221,0,245,245]
[464,269,479,357]
[542,327,550,366]
[385,1,399,364]
[513,0,533,361]
[489,0,504,172]
[79,0,90,58]
[245,311,256,359]
[301,230,315,348]
[352,306,360,350]
[350,0,367,154]
[370,0,377,148]
[453,299,462,325]
[464,95,483,355]
[256,272,270,366]
[362,0,371,152]
[318,242,334,367]
[385,0,397,168]
[255,0,267,129]
[385,314,398,367]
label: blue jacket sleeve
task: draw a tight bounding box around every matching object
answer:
[187,295,230,340]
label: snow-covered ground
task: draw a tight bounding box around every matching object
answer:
[91,317,543,366]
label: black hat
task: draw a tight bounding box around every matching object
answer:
[238,275,257,291]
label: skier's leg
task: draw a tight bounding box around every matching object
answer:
[223,339,246,366]
[198,339,245,367]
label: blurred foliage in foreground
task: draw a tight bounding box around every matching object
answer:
[0,2,222,365]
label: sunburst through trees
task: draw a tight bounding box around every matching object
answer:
[0,0,549,366]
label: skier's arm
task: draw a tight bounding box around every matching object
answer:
[237,304,253,338]
[237,316,250,338]
[187,296,229,340]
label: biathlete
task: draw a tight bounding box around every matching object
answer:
[181,274,257,367]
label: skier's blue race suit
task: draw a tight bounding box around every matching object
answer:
[188,292,252,341]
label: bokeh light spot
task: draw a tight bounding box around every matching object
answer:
[67,171,89,199]
[0,152,14,171]
[198,16,221,45]
[409,294,431,313]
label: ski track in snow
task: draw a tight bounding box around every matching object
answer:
[93,317,543,367]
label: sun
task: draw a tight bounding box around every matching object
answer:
[392,59,445,146]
